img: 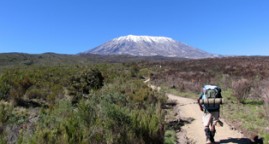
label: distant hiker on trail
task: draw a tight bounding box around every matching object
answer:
[198,85,223,144]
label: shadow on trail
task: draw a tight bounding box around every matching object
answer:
[218,137,263,144]
[167,117,195,131]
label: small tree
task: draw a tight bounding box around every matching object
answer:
[69,69,104,104]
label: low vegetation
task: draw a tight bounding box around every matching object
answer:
[1,53,269,143]
[164,130,177,144]
[0,60,166,143]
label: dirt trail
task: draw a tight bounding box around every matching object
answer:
[167,94,251,144]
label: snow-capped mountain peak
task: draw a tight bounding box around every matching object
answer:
[83,35,216,59]
[113,35,175,43]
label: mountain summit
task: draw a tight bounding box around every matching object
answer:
[84,35,216,59]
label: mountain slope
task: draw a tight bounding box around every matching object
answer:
[84,35,216,59]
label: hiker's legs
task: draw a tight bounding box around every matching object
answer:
[209,123,216,143]
[210,123,216,137]
[203,113,212,143]
[209,120,216,139]
[204,126,211,143]
[209,111,220,142]
[202,112,212,126]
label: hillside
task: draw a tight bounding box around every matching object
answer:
[0,53,187,69]
[0,53,89,67]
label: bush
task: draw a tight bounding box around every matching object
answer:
[69,69,104,104]
[130,107,163,143]
[25,87,47,100]
[232,78,251,103]
[164,130,176,144]
[0,102,13,126]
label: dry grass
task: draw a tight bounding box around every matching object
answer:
[260,80,269,124]
[232,78,251,103]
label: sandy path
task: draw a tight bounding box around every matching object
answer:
[167,94,251,144]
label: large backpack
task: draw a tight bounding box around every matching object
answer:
[202,85,222,111]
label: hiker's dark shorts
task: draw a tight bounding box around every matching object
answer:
[202,111,219,127]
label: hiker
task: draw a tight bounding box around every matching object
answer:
[198,85,223,144]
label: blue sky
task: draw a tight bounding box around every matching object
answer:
[0,0,269,55]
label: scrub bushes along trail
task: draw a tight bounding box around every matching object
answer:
[0,64,166,144]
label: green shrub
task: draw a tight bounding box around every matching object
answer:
[25,87,46,100]
[69,69,104,104]
[164,130,176,144]
[130,106,163,143]
[77,99,96,125]
[0,102,13,126]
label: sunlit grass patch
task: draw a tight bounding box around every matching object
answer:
[164,130,177,144]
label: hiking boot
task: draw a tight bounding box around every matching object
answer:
[205,127,212,144]
[209,130,216,143]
